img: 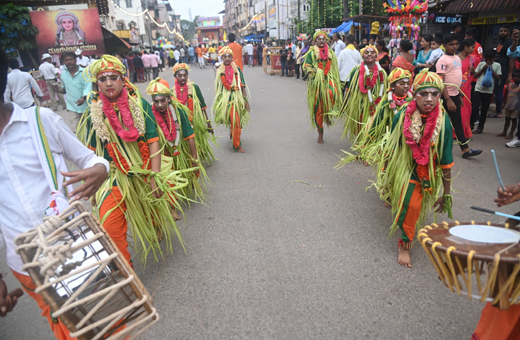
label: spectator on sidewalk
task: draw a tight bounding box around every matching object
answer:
[5,58,43,109]
[437,33,482,159]
[472,49,502,134]
[295,42,302,79]
[126,52,135,82]
[75,49,90,68]
[493,24,514,118]
[196,45,205,69]
[280,44,288,77]
[245,41,254,67]
[180,46,186,64]
[332,32,346,57]
[497,69,520,139]
[150,50,159,79]
[116,52,128,78]
[133,52,144,82]
[338,34,362,87]
[141,50,152,81]
[188,45,195,65]
[173,48,180,65]
[56,51,91,132]
[228,33,243,70]
[39,53,65,111]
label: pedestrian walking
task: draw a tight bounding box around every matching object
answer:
[5,58,43,109]
[39,53,65,111]
[133,52,144,82]
[141,51,152,81]
[56,51,91,132]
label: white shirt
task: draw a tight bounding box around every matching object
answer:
[338,46,362,82]
[174,50,180,61]
[76,55,90,67]
[245,43,254,55]
[427,48,444,64]
[0,104,109,274]
[39,61,59,80]
[4,69,44,109]
[334,40,346,56]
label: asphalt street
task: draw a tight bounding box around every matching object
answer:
[2,63,520,340]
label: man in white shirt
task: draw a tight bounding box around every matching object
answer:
[338,34,362,86]
[332,32,346,56]
[173,48,180,65]
[39,53,66,111]
[0,48,109,335]
[150,50,159,79]
[5,59,43,109]
[245,42,254,67]
[141,50,152,81]
[75,48,90,68]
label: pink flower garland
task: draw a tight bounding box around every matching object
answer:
[174,79,188,105]
[225,65,234,85]
[152,105,178,142]
[100,87,140,142]
[402,100,440,165]
[358,63,380,94]
[318,44,329,61]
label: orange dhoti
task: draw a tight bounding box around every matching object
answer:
[230,104,241,150]
[395,179,423,248]
[12,270,77,340]
[99,186,130,265]
[472,303,520,340]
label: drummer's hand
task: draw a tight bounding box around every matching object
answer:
[433,196,445,213]
[62,164,108,201]
[0,278,18,317]
[495,184,520,207]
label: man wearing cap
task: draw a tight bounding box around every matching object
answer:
[39,53,66,111]
[75,48,90,68]
[213,46,250,152]
[374,69,454,268]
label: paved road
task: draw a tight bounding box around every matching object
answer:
[2,64,519,340]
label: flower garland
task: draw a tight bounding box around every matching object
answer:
[359,63,383,95]
[175,80,194,117]
[105,141,151,174]
[138,140,151,170]
[225,65,234,85]
[152,104,178,142]
[388,91,412,113]
[97,87,145,142]
[402,100,443,188]
[313,45,332,76]
[220,72,239,91]
[90,100,111,142]
[174,80,188,105]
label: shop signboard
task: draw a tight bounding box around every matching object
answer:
[424,13,467,25]
[471,14,519,25]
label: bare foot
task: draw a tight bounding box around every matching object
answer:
[363,161,369,167]
[398,247,412,268]
[384,201,391,208]
[505,135,514,139]
[171,209,181,221]
[156,228,164,242]
[236,147,245,153]
[317,132,324,144]
[496,132,506,137]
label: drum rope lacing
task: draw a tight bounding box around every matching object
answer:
[14,201,159,340]
[418,221,520,306]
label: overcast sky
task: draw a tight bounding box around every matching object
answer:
[168,0,223,21]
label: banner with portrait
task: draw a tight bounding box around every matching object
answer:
[30,9,105,62]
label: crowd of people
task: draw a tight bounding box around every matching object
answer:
[2,21,520,340]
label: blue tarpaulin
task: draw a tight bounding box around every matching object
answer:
[330,21,354,35]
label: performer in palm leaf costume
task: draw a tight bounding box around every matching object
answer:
[212,46,250,153]
[374,70,454,268]
[341,44,387,142]
[145,77,206,209]
[172,63,218,164]
[301,30,342,144]
[78,55,191,264]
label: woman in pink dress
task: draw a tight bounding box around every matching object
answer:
[458,39,476,139]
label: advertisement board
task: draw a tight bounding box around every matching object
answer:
[30,9,105,62]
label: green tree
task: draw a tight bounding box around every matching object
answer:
[180,19,196,40]
[0,4,39,67]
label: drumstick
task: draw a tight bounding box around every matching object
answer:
[491,150,506,192]
[471,206,520,221]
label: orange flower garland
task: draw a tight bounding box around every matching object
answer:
[106,142,130,174]
[138,140,151,170]
[220,73,239,91]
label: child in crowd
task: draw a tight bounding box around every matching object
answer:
[497,69,520,139]
[472,49,502,134]
[287,49,294,77]
[426,37,444,70]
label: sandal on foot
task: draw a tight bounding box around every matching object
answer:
[473,128,483,134]
[462,149,482,159]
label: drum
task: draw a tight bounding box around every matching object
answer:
[15,201,159,340]
[418,221,520,310]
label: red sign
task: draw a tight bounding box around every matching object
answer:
[271,55,281,70]
[30,9,105,63]
[36,79,51,102]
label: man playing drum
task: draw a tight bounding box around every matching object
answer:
[375,69,454,268]
[0,48,109,339]
[471,183,520,339]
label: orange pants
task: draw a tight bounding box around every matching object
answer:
[12,270,76,340]
[230,105,241,150]
[395,180,423,245]
[315,104,324,133]
[472,303,520,340]
[99,186,131,265]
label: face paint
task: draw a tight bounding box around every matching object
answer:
[152,95,170,113]
[222,53,233,65]
[175,70,188,86]
[363,48,377,63]
[393,78,410,97]
[97,72,123,100]
[316,36,327,47]
[415,88,441,113]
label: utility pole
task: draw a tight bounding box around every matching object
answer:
[343,0,349,20]
[297,0,300,33]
